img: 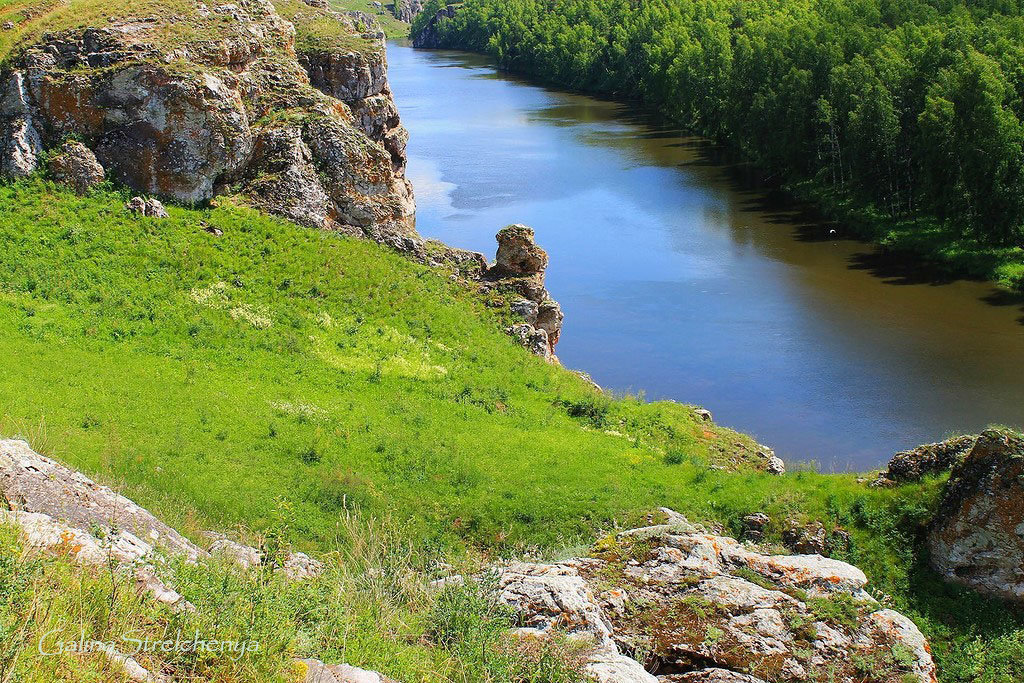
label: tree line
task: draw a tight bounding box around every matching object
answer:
[414,0,1024,250]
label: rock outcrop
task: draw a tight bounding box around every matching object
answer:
[391,0,424,23]
[0,0,417,252]
[486,510,936,682]
[46,140,105,193]
[487,225,562,359]
[928,428,1024,601]
[301,658,397,683]
[873,434,977,486]
[411,3,459,48]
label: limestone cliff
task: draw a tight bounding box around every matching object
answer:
[0,0,417,252]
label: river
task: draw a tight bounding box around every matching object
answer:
[386,42,1024,470]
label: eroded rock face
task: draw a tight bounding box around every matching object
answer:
[928,429,1024,601]
[411,3,459,48]
[392,0,424,22]
[0,0,417,251]
[491,511,936,683]
[482,225,564,360]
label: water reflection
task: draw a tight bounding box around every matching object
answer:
[388,43,1024,469]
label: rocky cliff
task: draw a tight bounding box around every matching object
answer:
[391,0,424,23]
[0,0,417,251]
[411,3,459,48]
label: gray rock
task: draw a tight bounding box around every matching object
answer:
[928,428,1024,601]
[0,439,204,561]
[300,658,396,683]
[510,298,539,324]
[741,513,770,542]
[411,3,459,48]
[126,196,169,218]
[493,510,937,683]
[694,408,713,422]
[47,141,105,193]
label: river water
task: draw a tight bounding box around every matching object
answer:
[386,42,1024,470]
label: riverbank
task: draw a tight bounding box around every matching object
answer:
[410,0,1024,295]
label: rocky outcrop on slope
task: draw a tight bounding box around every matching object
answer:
[391,0,424,23]
[487,509,936,682]
[489,224,563,359]
[411,3,459,48]
[0,0,416,252]
[928,428,1024,601]
[426,224,564,360]
[873,434,977,486]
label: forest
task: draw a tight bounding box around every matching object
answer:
[413,0,1024,287]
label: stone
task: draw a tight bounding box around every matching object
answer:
[2,21,14,30]
[695,408,713,422]
[510,298,539,324]
[0,439,204,561]
[661,669,768,682]
[282,551,326,580]
[765,455,785,475]
[741,513,770,542]
[126,196,169,218]
[928,428,1024,601]
[493,224,549,276]
[492,510,937,683]
[391,0,423,22]
[508,323,551,360]
[47,140,105,193]
[300,658,396,683]
[783,520,827,555]
[874,434,977,486]
[411,3,459,48]
[535,299,563,346]
[209,538,262,569]
[0,0,418,253]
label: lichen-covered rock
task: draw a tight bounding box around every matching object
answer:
[492,511,936,683]
[47,140,104,193]
[928,428,1024,601]
[874,434,977,486]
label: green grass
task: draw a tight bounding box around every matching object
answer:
[1,179,1023,680]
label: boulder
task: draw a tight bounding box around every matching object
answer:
[874,434,977,486]
[47,140,105,193]
[510,298,539,324]
[493,224,549,276]
[741,513,770,542]
[491,511,937,683]
[126,196,169,218]
[928,428,1024,601]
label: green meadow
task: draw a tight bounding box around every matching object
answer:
[0,179,1022,680]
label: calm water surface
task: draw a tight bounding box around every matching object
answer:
[387,42,1024,470]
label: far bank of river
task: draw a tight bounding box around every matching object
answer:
[387,41,1024,470]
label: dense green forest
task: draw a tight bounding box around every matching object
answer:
[413,0,1024,289]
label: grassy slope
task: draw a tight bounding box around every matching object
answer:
[0,179,1021,678]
